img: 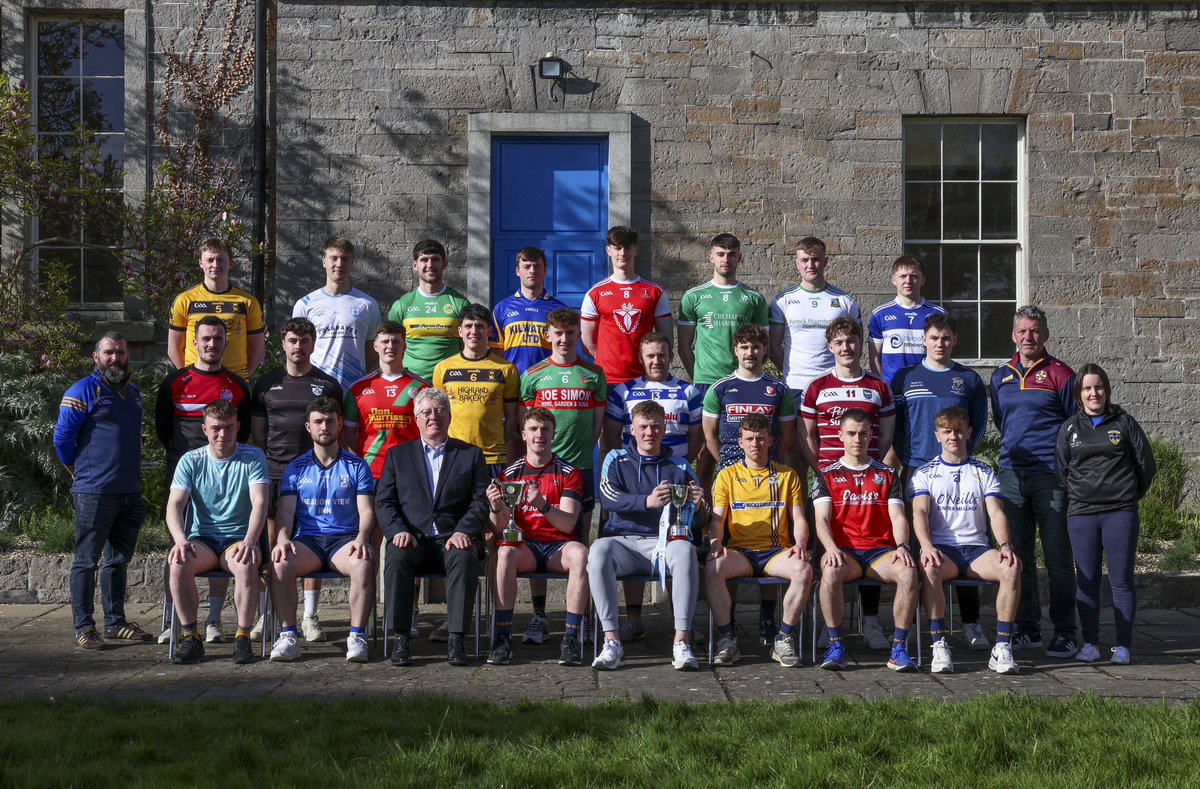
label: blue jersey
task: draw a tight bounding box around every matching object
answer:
[868,299,946,385]
[702,373,795,470]
[606,376,703,459]
[490,290,570,376]
[280,449,375,538]
[54,370,143,495]
[891,361,988,468]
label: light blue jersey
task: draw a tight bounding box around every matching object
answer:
[280,449,375,538]
[606,376,703,459]
[293,287,382,391]
[867,299,946,385]
[171,444,269,539]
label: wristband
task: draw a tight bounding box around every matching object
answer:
[999,542,1013,552]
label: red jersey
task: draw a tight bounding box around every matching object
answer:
[813,459,903,551]
[801,371,894,469]
[155,366,251,465]
[500,456,584,543]
[580,276,672,386]
[343,371,429,479]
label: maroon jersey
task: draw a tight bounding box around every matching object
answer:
[500,456,583,543]
[812,459,903,551]
[155,366,251,466]
[801,371,894,469]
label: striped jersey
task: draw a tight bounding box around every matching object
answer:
[891,361,988,467]
[280,449,375,539]
[605,375,703,459]
[702,373,795,470]
[490,290,569,376]
[343,371,430,479]
[520,358,607,470]
[292,287,382,391]
[801,371,894,469]
[768,283,860,392]
[432,351,520,465]
[387,286,470,381]
[677,281,769,386]
[909,457,1001,548]
[580,276,672,386]
[155,366,251,466]
[812,459,903,551]
[169,284,265,379]
[499,456,584,543]
[867,298,946,385]
[713,461,802,551]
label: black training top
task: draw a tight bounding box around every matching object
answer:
[250,366,344,478]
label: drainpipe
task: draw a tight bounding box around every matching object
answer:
[251,0,267,305]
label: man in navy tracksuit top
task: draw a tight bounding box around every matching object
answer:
[53,332,149,650]
[990,305,1077,658]
[588,399,705,672]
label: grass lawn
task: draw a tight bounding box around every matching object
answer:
[1,694,1197,786]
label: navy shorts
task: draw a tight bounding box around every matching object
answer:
[294,533,357,571]
[527,540,569,574]
[935,543,992,577]
[735,547,787,577]
[192,534,269,568]
[843,546,898,577]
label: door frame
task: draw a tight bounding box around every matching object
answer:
[466,112,632,305]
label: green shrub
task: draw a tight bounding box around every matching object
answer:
[1147,437,1188,512]
[18,506,75,554]
[0,355,73,536]
[1159,519,1200,574]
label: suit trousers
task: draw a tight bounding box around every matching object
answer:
[385,538,482,637]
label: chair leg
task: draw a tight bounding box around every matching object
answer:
[167,601,176,661]
[707,607,714,665]
[474,584,482,659]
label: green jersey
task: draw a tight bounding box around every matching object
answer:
[520,358,608,470]
[678,281,769,386]
[387,286,470,381]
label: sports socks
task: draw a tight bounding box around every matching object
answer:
[206,595,224,624]
[496,609,514,638]
[182,623,199,638]
[892,628,909,646]
[564,611,583,639]
[281,626,297,636]
[718,623,734,637]
[350,626,365,636]
[531,595,547,617]
[930,618,946,643]
[779,622,796,637]
[303,590,319,618]
[235,627,251,640]
[996,622,1014,645]
[826,626,842,644]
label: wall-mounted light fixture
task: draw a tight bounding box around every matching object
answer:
[537,53,567,102]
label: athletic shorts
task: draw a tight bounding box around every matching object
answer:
[934,543,992,577]
[735,547,787,577]
[526,540,569,574]
[294,533,357,572]
[842,546,897,577]
[192,534,269,568]
[694,383,710,399]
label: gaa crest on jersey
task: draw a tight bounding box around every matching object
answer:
[340,474,351,488]
[873,473,884,485]
[1035,370,1047,383]
[614,302,642,334]
[311,384,326,396]
[951,377,965,394]
[765,385,776,396]
[219,388,233,402]
[1108,430,1122,446]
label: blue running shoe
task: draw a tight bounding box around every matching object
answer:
[887,642,917,672]
[821,640,847,671]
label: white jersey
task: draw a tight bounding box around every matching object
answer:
[293,287,382,392]
[908,457,1002,548]
[769,283,860,392]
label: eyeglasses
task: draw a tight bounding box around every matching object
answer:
[417,407,450,419]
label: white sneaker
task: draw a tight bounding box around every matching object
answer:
[989,642,1020,675]
[930,638,955,674]
[301,614,326,643]
[672,641,699,671]
[205,622,224,643]
[963,622,989,651]
[591,638,625,670]
[1077,643,1101,663]
[714,635,740,666]
[522,613,551,645]
[346,633,369,663]
[270,630,300,662]
[249,615,264,641]
[1111,646,1131,665]
[158,627,172,645]
[862,620,889,650]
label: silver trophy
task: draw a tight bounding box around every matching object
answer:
[667,484,692,541]
[498,480,529,544]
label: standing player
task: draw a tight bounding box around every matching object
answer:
[814,410,919,673]
[519,309,607,644]
[867,256,946,386]
[168,237,265,380]
[292,235,382,392]
[490,247,569,376]
[250,317,343,642]
[387,239,470,382]
[912,407,1022,675]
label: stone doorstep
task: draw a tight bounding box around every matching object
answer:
[2,551,1198,609]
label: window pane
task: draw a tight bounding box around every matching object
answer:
[37,22,80,77]
[946,302,979,360]
[942,123,979,181]
[39,249,82,303]
[942,246,978,301]
[38,133,77,160]
[980,246,1018,300]
[904,244,941,302]
[904,123,941,181]
[82,21,124,77]
[83,204,120,246]
[82,79,124,132]
[39,200,81,241]
[83,249,123,302]
[981,183,1017,239]
[980,302,1017,358]
[36,78,80,132]
[981,124,1018,181]
[95,134,125,175]
[943,183,979,240]
[904,183,940,239]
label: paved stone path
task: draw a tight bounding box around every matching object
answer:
[4,601,1200,706]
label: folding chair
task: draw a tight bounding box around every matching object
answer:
[161,569,272,659]
[706,576,815,665]
[944,579,993,634]
[381,571,483,659]
[488,571,593,643]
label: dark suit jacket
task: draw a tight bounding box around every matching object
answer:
[375,437,489,542]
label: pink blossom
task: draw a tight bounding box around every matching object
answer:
[56,195,67,204]
[17,80,27,90]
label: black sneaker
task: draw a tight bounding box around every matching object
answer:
[448,634,470,666]
[758,619,778,647]
[231,635,255,665]
[173,634,205,665]
[1045,634,1078,659]
[558,635,582,666]
[390,634,412,666]
[1010,632,1043,651]
[487,636,513,665]
[76,627,106,651]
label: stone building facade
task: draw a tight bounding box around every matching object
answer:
[5,1,1200,448]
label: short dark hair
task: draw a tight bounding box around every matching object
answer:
[710,233,740,251]
[204,400,236,421]
[460,303,491,325]
[280,317,316,340]
[739,414,771,434]
[839,408,870,428]
[630,399,665,422]
[521,407,557,429]
[376,320,405,339]
[732,324,768,347]
[825,318,861,342]
[196,315,227,335]
[94,330,126,353]
[545,308,580,331]
[306,396,342,419]
[934,406,969,431]
[796,236,826,256]
[892,255,922,274]
[606,226,638,247]
[412,239,447,260]
[516,247,546,266]
[1072,363,1115,415]
[924,314,956,334]
[323,235,354,258]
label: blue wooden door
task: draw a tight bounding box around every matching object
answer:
[490,136,609,309]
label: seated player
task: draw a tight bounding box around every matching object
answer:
[814,409,919,672]
[268,397,377,663]
[706,415,812,667]
[165,401,268,665]
[912,406,1022,675]
[485,408,588,667]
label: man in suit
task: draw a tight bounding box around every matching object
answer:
[376,388,489,666]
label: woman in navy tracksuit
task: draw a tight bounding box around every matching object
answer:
[1054,363,1156,666]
